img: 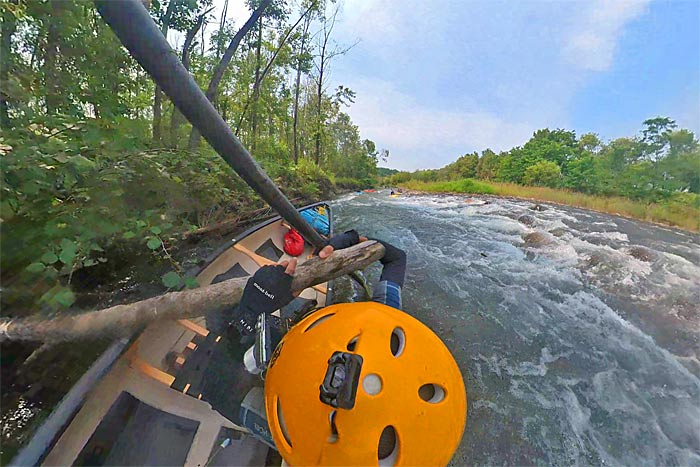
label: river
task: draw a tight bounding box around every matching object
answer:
[332,192,700,467]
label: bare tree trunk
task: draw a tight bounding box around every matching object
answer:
[313,16,331,165]
[188,0,272,151]
[44,0,63,115]
[314,63,323,165]
[216,0,229,59]
[234,4,316,135]
[250,17,263,151]
[293,15,311,164]
[153,88,164,142]
[152,0,177,143]
[312,5,346,166]
[0,2,17,128]
[0,242,385,343]
[169,11,207,148]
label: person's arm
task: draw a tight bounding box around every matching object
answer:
[319,230,406,310]
[368,239,406,310]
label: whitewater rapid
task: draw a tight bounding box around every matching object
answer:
[333,192,700,467]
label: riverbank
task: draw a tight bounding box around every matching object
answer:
[400,179,700,232]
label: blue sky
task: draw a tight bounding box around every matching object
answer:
[329,0,700,170]
[218,0,699,171]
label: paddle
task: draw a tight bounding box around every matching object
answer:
[95,0,372,296]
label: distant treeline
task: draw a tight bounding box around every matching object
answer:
[388,118,699,202]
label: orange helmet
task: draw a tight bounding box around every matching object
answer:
[264,302,467,466]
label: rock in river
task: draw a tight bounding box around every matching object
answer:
[628,245,657,262]
[522,231,554,247]
[518,214,537,226]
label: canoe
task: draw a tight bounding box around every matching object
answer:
[464,198,487,205]
[20,202,333,467]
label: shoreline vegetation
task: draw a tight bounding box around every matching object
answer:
[1,1,385,319]
[1,2,384,459]
[399,178,700,232]
[385,118,699,234]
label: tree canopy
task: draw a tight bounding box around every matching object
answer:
[389,118,700,201]
[0,0,386,317]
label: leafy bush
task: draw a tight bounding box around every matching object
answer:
[523,160,562,187]
[0,118,256,315]
[334,177,374,190]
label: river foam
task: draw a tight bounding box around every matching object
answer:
[334,193,700,466]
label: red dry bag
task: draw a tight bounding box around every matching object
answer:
[284,229,305,256]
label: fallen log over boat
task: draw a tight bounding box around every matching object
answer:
[0,241,384,344]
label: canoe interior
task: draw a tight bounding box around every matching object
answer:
[197,201,333,308]
[32,202,332,467]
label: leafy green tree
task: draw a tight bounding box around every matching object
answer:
[443,152,478,179]
[522,160,562,187]
[563,155,600,193]
[476,149,501,179]
[641,116,677,160]
[659,130,700,193]
[578,133,602,154]
[1,0,385,317]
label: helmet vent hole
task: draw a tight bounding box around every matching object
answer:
[362,374,383,395]
[276,398,293,447]
[390,327,405,357]
[347,335,360,351]
[328,410,338,443]
[378,425,399,467]
[418,383,446,403]
[304,313,335,332]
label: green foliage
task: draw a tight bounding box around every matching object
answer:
[523,160,562,187]
[390,118,700,213]
[475,149,501,180]
[377,167,399,178]
[0,117,258,314]
[1,0,388,318]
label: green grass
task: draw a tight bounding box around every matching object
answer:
[402,179,700,232]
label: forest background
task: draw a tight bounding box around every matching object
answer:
[1,0,386,315]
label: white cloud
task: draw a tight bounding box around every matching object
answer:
[563,0,651,71]
[345,78,535,170]
[337,0,402,44]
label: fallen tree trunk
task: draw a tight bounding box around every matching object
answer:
[0,242,384,344]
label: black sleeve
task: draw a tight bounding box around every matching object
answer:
[369,238,407,287]
[326,229,360,250]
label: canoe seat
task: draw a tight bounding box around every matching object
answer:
[170,332,220,397]
[254,238,284,262]
[211,262,249,284]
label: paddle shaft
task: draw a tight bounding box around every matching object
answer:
[94,0,326,248]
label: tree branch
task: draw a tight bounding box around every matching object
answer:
[235,2,317,132]
[188,0,273,150]
[0,242,385,343]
